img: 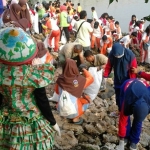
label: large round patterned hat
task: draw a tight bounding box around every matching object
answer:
[0,27,37,65]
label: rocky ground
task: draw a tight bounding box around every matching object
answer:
[33,32,150,150]
[46,66,150,150]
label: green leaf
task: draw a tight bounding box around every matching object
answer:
[8,49,14,57]
[144,15,150,21]
[2,39,7,44]
[145,0,149,3]
[109,0,114,4]
[16,42,22,48]
[22,45,25,49]
[4,33,9,39]
[14,47,19,52]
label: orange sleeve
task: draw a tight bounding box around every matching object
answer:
[45,52,53,64]
[82,69,94,88]
[108,37,113,48]
[55,84,59,94]
[46,20,52,30]
[109,22,115,31]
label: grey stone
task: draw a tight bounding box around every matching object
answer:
[84,124,100,135]
[103,134,119,143]
[62,123,84,135]
[140,132,150,147]
[54,130,78,150]
[80,144,100,150]
[98,83,115,99]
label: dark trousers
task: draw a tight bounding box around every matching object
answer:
[114,87,121,108]
[120,100,149,144]
[61,27,70,42]
[38,22,43,34]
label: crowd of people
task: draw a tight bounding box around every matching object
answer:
[0,0,150,150]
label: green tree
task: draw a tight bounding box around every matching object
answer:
[8,49,15,60]
[14,42,26,58]
[1,33,9,45]
[0,48,7,59]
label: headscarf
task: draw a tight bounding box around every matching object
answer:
[2,9,11,23]
[18,0,31,22]
[9,3,22,21]
[56,59,86,98]
[109,43,135,86]
[18,0,27,6]
[60,5,67,12]
[36,41,47,58]
[12,18,29,31]
[120,79,150,115]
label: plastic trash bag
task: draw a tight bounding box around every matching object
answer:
[84,67,102,101]
[48,92,59,102]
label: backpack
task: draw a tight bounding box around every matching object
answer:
[58,90,77,116]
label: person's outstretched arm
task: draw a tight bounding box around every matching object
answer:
[34,87,56,125]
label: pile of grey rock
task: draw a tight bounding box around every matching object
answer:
[46,68,150,150]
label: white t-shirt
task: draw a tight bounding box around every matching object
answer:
[104,21,110,32]
[91,21,102,38]
[133,26,139,32]
[93,27,102,38]
[92,11,98,20]
[50,18,59,31]
[75,19,93,47]
[71,18,77,31]
[97,19,102,26]
[142,32,150,44]
[141,24,144,32]
[120,35,131,48]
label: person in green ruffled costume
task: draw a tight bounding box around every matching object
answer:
[0,26,61,149]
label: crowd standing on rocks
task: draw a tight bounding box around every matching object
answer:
[0,0,150,150]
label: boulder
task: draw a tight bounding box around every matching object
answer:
[103,134,119,143]
[140,132,150,147]
[54,130,78,150]
[84,124,100,135]
[80,144,100,150]
[62,123,84,135]
[98,83,115,99]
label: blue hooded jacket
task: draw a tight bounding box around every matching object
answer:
[109,43,135,86]
[120,79,150,115]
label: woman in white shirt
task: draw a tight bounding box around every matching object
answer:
[91,20,103,51]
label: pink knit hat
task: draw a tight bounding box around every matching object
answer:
[60,5,67,11]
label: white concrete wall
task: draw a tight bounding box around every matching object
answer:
[31,0,150,32]
[59,0,150,32]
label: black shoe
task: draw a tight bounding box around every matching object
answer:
[142,62,146,66]
[139,62,145,66]
[48,47,52,52]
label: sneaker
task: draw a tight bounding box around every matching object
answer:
[124,138,128,146]
[130,143,137,150]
